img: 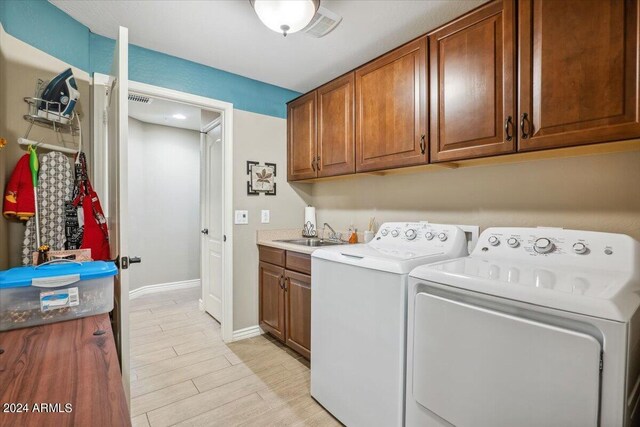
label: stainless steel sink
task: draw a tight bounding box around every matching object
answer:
[275,238,346,247]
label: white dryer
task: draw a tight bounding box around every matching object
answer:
[311,222,473,427]
[406,227,640,427]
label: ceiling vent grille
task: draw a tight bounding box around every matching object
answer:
[128,94,153,104]
[303,6,342,38]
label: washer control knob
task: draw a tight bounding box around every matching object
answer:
[425,232,435,240]
[488,236,500,246]
[534,238,554,254]
[438,233,448,242]
[391,230,399,237]
[380,229,389,236]
[573,242,588,255]
[507,237,519,248]
[405,229,417,240]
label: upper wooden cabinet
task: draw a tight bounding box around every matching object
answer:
[287,91,317,181]
[429,0,516,162]
[518,0,640,151]
[355,37,428,172]
[286,0,640,178]
[317,73,356,177]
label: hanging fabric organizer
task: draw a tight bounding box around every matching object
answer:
[22,151,73,265]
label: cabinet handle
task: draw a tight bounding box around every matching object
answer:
[520,113,531,139]
[311,158,316,171]
[504,116,513,141]
[419,134,426,155]
[316,156,321,171]
[279,275,285,289]
[284,277,290,292]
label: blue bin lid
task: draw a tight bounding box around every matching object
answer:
[0,261,118,289]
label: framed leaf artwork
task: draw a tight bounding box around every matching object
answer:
[247,161,277,195]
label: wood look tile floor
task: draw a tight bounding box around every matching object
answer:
[129,287,341,427]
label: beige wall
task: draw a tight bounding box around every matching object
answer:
[232,117,640,331]
[232,110,311,329]
[0,26,92,269]
[310,150,640,241]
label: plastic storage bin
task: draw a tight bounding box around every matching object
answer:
[0,260,117,331]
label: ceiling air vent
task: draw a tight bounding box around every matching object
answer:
[303,6,342,38]
[128,94,153,104]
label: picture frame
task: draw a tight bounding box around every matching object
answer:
[247,161,277,196]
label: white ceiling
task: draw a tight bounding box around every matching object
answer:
[50,0,485,93]
[128,95,217,132]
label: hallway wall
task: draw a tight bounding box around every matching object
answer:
[128,118,201,290]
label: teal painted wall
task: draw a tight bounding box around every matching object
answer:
[90,34,299,118]
[0,0,90,70]
[0,0,299,117]
[0,2,6,28]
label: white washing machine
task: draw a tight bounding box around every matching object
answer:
[311,222,475,427]
[406,227,640,427]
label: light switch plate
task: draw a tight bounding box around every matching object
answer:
[261,210,270,224]
[235,210,249,225]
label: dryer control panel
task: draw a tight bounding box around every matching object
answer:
[475,227,638,271]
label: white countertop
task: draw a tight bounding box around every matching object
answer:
[256,228,362,255]
[256,229,318,254]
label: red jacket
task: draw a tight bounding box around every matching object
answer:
[3,154,35,221]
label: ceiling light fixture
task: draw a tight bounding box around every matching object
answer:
[250,0,320,37]
[172,114,187,120]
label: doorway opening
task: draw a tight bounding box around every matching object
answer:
[124,81,234,343]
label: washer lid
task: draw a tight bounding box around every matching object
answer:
[314,244,452,274]
[410,256,640,322]
[312,222,470,274]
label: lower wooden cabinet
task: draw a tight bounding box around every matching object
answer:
[258,246,311,359]
[284,270,312,359]
[258,261,286,342]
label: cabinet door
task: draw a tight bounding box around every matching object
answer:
[355,37,428,172]
[317,73,355,177]
[285,270,311,359]
[429,0,516,162]
[518,0,640,151]
[259,262,286,342]
[287,91,317,181]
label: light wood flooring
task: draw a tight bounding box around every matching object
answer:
[129,287,340,427]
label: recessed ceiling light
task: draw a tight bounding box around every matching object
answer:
[173,114,187,120]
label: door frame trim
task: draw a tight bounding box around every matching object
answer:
[119,80,234,343]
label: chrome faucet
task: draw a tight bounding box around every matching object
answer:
[323,223,341,241]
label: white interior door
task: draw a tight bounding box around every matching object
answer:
[201,124,223,321]
[412,292,601,427]
[106,26,130,401]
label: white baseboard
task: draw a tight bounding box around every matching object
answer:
[129,279,201,299]
[232,325,263,342]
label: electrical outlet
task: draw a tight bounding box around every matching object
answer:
[234,210,249,225]
[261,210,270,224]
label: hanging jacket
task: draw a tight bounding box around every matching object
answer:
[3,154,35,221]
[71,153,111,261]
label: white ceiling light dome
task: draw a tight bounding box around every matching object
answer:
[250,0,320,37]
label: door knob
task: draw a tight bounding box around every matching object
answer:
[201,229,209,235]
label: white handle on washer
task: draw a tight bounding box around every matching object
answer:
[340,253,364,259]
